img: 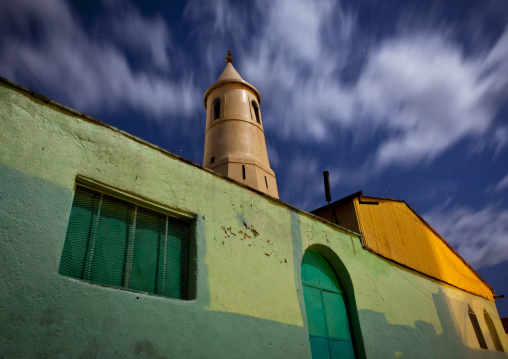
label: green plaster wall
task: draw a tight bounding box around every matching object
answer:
[1,80,507,358]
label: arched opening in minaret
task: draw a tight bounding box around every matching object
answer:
[213,98,221,120]
[251,100,260,124]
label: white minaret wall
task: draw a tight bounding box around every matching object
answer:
[203,53,279,198]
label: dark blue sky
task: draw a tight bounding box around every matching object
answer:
[1,0,507,316]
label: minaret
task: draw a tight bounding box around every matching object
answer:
[203,51,279,198]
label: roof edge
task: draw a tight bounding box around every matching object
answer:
[362,245,495,302]
[311,190,363,214]
[0,76,359,239]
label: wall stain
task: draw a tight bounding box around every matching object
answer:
[39,306,64,327]
[220,223,259,241]
[130,340,166,359]
[10,307,30,324]
[102,316,118,331]
[80,334,104,359]
[221,226,236,237]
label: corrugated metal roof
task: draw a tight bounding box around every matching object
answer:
[312,193,494,301]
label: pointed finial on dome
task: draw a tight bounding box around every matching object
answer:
[225,50,233,63]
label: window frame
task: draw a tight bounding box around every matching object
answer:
[484,309,504,352]
[59,177,196,300]
[468,305,488,349]
[74,177,194,221]
[251,100,261,124]
[213,97,221,120]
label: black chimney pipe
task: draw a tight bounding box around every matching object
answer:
[323,171,339,225]
[323,171,332,203]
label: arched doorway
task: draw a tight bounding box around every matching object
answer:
[302,250,356,359]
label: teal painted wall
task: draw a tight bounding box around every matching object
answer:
[1,80,507,358]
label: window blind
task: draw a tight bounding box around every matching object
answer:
[59,185,190,299]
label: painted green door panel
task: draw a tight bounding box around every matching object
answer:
[309,336,330,359]
[302,251,342,294]
[316,257,342,294]
[329,339,355,359]
[322,291,351,341]
[302,254,322,287]
[303,285,328,337]
[302,250,356,359]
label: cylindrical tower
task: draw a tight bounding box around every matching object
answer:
[203,51,278,198]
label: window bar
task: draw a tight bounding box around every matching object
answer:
[87,193,103,280]
[124,205,138,288]
[161,216,169,295]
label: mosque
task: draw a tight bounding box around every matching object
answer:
[0,51,507,358]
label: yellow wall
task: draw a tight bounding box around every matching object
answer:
[354,197,494,301]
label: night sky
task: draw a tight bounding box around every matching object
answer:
[1,0,507,317]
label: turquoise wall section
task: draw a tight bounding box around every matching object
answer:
[1,79,507,358]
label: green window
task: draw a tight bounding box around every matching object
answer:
[59,185,190,299]
[302,250,356,359]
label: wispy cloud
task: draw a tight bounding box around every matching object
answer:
[357,32,496,170]
[495,173,508,192]
[186,0,508,175]
[424,205,508,269]
[6,0,504,177]
[0,0,200,119]
[242,0,356,141]
[105,0,173,69]
[183,0,250,73]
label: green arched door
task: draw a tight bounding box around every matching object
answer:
[302,250,356,359]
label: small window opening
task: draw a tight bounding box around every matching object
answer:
[468,306,488,349]
[242,165,246,179]
[213,98,221,120]
[210,156,215,164]
[251,100,260,124]
[265,176,268,188]
[484,310,504,351]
